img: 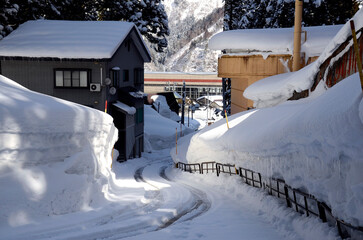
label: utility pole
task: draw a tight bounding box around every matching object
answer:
[293,0,303,72]
[181,81,185,125]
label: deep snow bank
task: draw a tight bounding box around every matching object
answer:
[172,73,363,225]
[144,105,194,150]
[0,75,118,227]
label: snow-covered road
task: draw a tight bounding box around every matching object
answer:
[127,150,286,240]
[3,148,338,240]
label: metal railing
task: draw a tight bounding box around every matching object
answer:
[177,162,201,173]
[216,163,237,176]
[176,161,363,239]
[201,161,216,174]
[239,167,262,188]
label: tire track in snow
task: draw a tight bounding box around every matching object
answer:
[9,156,211,240]
[157,166,211,229]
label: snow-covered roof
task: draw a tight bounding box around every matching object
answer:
[208,25,343,58]
[0,20,150,60]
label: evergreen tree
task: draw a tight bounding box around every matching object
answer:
[13,0,45,23]
[264,0,295,28]
[224,0,241,30]
[99,0,169,52]
[0,0,19,39]
[134,0,169,52]
[46,0,98,21]
[224,0,360,30]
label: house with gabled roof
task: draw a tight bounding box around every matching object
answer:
[0,20,152,161]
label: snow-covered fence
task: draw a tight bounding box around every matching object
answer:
[200,162,216,174]
[177,162,201,173]
[216,163,237,176]
[176,161,363,239]
[238,167,262,188]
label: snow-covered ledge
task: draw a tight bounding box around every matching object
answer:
[208,25,342,62]
[243,65,318,108]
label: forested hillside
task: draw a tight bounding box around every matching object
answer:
[145,0,223,72]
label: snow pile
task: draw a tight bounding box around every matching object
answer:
[144,105,193,150]
[209,25,342,59]
[0,20,140,59]
[151,95,180,121]
[244,65,317,108]
[197,95,223,106]
[244,9,363,108]
[0,75,118,227]
[172,73,363,226]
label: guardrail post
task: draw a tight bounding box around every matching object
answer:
[277,180,280,198]
[304,196,309,217]
[318,202,327,223]
[337,221,343,238]
[252,172,255,187]
[258,173,262,188]
[293,191,298,212]
[284,185,292,208]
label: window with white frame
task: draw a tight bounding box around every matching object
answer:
[55,69,90,88]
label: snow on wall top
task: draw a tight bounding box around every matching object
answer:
[208,25,342,58]
[0,20,137,59]
[113,101,136,115]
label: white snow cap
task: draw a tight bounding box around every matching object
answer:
[0,20,137,59]
[113,101,136,115]
[209,25,342,58]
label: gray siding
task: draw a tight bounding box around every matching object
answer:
[109,37,145,89]
[1,60,107,111]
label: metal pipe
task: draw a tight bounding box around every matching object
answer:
[293,0,303,71]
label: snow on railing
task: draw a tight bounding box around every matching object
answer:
[313,28,363,91]
[176,161,363,239]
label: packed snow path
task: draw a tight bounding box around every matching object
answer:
[3,149,337,240]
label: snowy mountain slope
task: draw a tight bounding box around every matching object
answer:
[0,75,118,227]
[145,0,223,72]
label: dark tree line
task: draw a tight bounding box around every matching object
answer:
[224,0,360,30]
[0,0,169,52]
